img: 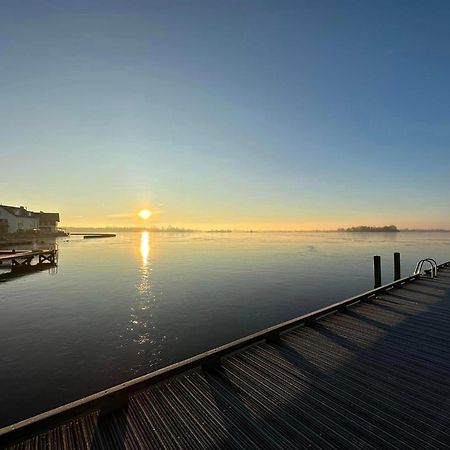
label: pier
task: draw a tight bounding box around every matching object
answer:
[1,258,450,448]
[0,248,57,275]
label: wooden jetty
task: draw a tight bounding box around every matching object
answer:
[0,248,57,273]
[1,259,450,448]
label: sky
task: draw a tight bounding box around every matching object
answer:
[1,0,450,230]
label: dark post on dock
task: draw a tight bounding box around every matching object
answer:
[373,255,382,288]
[394,252,401,281]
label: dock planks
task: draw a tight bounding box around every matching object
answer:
[0,250,36,262]
[2,266,450,449]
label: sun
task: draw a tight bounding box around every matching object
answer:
[138,209,152,220]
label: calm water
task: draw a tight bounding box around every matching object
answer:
[1,231,449,426]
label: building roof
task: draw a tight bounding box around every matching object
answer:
[0,205,60,222]
[0,205,39,218]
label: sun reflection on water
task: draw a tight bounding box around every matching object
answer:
[140,231,150,266]
[124,231,164,373]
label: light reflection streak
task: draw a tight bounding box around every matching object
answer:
[125,231,163,373]
[140,231,150,266]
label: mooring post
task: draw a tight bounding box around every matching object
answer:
[374,256,382,288]
[394,252,401,281]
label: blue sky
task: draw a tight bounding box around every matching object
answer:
[1,1,449,229]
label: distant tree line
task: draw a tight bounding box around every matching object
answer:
[338,225,399,232]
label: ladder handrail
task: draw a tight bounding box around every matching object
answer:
[414,258,438,278]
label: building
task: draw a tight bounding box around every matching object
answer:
[0,205,39,233]
[0,205,60,234]
[0,219,8,234]
[38,212,60,233]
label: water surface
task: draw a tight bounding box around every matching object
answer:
[1,231,449,426]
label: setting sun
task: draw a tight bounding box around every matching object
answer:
[138,209,152,220]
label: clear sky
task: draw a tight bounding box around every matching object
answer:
[1,1,450,230]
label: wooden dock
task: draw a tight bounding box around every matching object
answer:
[1,261,450,448]
[0,248,57,272]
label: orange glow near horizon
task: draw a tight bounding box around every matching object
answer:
[138,209,152,220]
[59,212,448,231]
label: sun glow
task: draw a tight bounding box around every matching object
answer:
[138,209,152,220]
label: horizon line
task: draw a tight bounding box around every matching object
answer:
[62,226,450,233]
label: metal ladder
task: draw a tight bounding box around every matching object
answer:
[414,258,438,278]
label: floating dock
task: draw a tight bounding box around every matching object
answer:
[1,260,450,448]
[69,233,116,239]
[83,234,116,239]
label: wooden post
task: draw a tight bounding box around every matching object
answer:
[394,252,401,281]
[374,256,382,288]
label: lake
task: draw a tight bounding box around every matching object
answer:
[1,231,449,426]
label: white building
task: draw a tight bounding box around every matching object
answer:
[0,205,60,234]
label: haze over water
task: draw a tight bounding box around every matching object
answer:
[0,231,449,426]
